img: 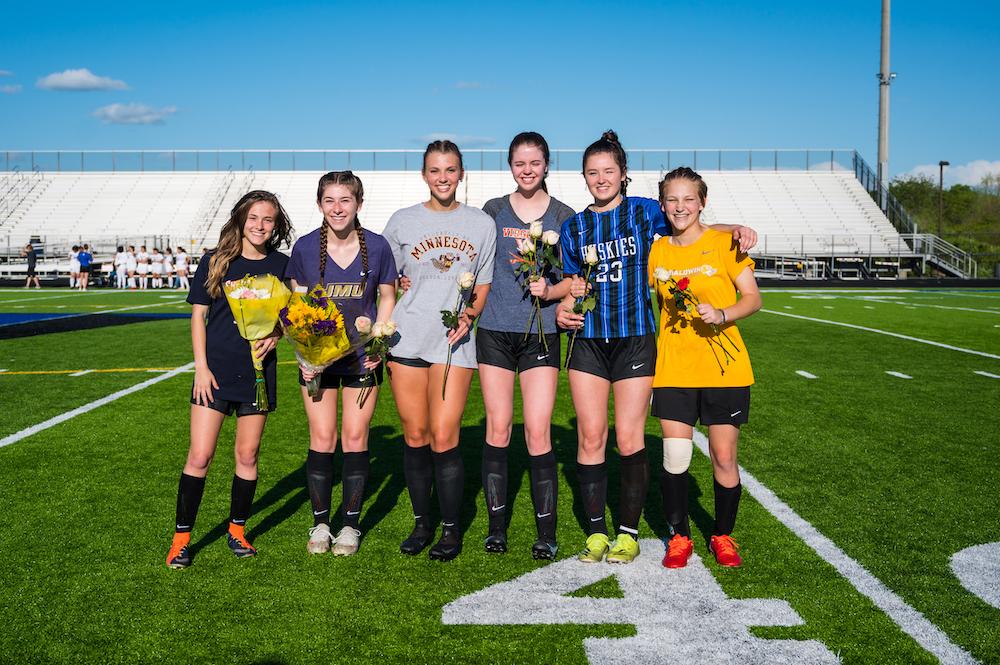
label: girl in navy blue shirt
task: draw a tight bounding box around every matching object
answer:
[166,190,293,569]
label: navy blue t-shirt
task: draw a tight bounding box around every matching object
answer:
[188,250,289,404]
[285,227,397,375]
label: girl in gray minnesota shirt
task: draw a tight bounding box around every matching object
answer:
[383,140,496,562]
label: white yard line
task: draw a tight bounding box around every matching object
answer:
[692,432,979,665]
[973,371,999,379]
[760,309,1000,360]
[0,362,194,449]
[796,370,818,379]
[886,371,912,379]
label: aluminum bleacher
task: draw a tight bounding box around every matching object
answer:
[2,168,903,253]
[1,148,976,278]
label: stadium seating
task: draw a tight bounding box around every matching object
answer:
[2,169,906,269]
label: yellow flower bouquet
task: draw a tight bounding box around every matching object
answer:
[280,285,368,396]
[223,273,291,411]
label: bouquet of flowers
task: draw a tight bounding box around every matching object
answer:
[280,285,368,396]
[653,269,740,373]
[440,271,476,399]
[355,316,397,407]
[510,221,562,352]
[564,245,599,369]
[223,274,291,411]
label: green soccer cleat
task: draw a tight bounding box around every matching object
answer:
[578,532,611,563]
[606,532,640,564]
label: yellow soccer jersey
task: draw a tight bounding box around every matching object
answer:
[648,228,755,388]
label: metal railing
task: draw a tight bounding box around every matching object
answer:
[2,149,859,174]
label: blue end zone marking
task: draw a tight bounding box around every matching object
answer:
[0,313,74,326]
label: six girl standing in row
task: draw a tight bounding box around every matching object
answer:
[163,132,759,570]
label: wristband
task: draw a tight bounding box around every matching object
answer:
[721,309,726,324]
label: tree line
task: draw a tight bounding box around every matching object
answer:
[890,173,1000,277]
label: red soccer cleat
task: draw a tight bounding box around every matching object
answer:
[662,534,694,568]
[709,534,742,567]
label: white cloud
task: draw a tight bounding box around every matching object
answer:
[0,70,13,77]
[1,84,22,94]
[410,133,497,148]
[904,160,1000,187]
[37,68,130,91]
[455,81,494,89]
[92,102,177,125]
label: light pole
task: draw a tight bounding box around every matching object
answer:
[938,161,949,235]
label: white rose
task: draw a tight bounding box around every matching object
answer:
[584,244,599,265]
[355,316,372,335]
[382,320,397,336]
[522,237,536,254]
[543,230,560,246]
[653,267,671,283]
[529,221,544,238]
[371,321,386,338]
[294,285,308,294]
[457,271,475,289]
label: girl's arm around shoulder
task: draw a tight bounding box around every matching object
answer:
[705,223,757,253]
[694,266,761,326]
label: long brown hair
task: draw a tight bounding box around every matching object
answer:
[316,171,369,292]
[206,190,293,298]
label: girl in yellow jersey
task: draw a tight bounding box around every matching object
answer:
[647,167,762,569]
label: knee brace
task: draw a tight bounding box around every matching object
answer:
[662,438,693,474]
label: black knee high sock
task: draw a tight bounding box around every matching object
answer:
[576,462,608,536]
[175,473,206,533]
[306,449,336,527]
[619,449,649,536]
[342,451,370,529]
[529,451,558,540]
[229,475,258,527]
[482,443,508,530]
[403,445,433,528]
[433,447,464,529]
[659,469,691,539]
[713,479,742,536]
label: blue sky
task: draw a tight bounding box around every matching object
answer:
[2,0,998,186]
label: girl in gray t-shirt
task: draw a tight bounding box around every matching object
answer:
[383,140,496,562]
[475,132,576,560]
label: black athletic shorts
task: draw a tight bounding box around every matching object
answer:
[26,267,36,277]
[299,366,383,389]
[191,396,273,416]
[567,334,656,382]
[651,386,750,427]
[387,354,431,369]
[476,328,561,372]
[79,265,91,273]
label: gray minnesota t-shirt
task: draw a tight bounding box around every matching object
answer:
[383,202,497,367]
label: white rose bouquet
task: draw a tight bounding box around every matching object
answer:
[509,222,562,352]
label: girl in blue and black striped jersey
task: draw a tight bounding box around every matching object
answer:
[556,130,756,565]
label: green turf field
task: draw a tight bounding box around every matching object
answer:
[0,286,997,664]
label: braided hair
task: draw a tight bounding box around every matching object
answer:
[582,129,631,199]
[316,171,368,292]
